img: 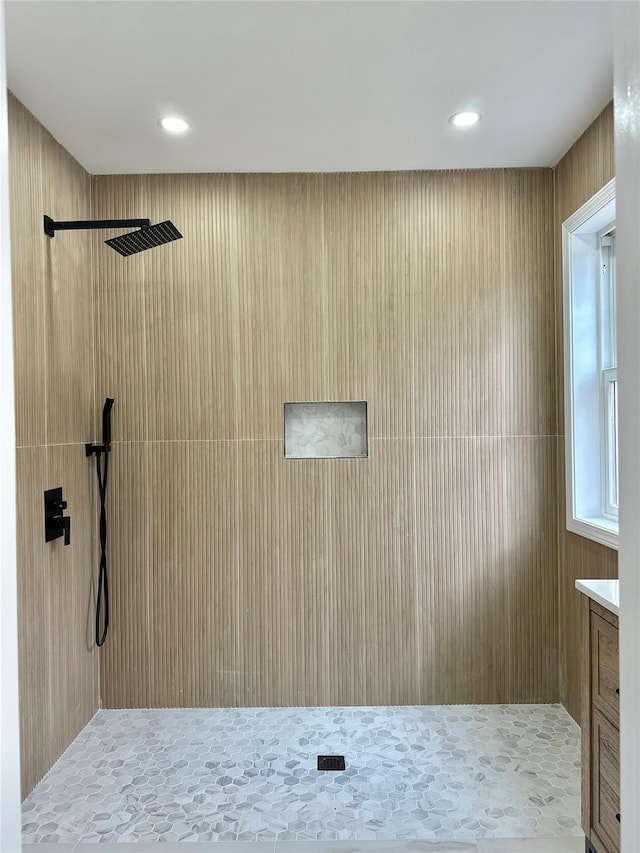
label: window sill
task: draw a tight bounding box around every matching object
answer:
[567,515,619,550]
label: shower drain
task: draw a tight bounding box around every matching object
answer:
[317,755,346,771]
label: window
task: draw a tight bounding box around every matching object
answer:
[600,231,618,519]
[563,179,618,549]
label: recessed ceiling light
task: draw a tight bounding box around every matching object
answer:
[158,116,190,134]
[449,111,482,128]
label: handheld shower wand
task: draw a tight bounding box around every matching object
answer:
[86,398,115,647]
[101,397,114,448]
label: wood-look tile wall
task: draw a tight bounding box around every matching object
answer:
[8,93,99,798]
[553,103,618,725]
[93,167,559,710]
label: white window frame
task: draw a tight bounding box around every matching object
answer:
[599,226,618,521]
[563,178,618,550]
[602,365,618,518]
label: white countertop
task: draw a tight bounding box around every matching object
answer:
[575,578,619,616]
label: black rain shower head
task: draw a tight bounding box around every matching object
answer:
[44,215,183,256]
[105,220,182,256]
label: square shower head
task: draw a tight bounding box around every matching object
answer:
[105,220,183,256]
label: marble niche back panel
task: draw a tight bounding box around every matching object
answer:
[284,401,368,459]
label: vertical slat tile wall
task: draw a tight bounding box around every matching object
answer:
[8,93,99,798]
[554,104,618,725]
[93,166,560,710]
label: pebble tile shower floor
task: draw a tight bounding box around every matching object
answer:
[22,705,582,845]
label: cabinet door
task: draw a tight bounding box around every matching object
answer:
[592,707,620,853]
[591,611,619,727]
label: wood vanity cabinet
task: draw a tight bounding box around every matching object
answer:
[582,599,620,853]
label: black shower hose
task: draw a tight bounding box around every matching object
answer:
[95,450,110,647]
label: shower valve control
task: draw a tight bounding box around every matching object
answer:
[44,487,71,546]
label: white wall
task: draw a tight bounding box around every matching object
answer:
[615,4,640,852]
[0,1,22,851]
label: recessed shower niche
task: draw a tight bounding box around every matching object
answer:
[284,401,368,459]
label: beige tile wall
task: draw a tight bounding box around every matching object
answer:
[8,93,99,798]
[93,167,560,710]
[553,103,618,725]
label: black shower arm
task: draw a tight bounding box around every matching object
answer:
[44,215,151,238]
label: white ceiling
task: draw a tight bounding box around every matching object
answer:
[5,0,613,175]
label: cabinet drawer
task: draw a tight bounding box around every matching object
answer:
[591,611,619,726]
[592,707,620,853]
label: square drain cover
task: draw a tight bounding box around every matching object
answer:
[317,755,346,771]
